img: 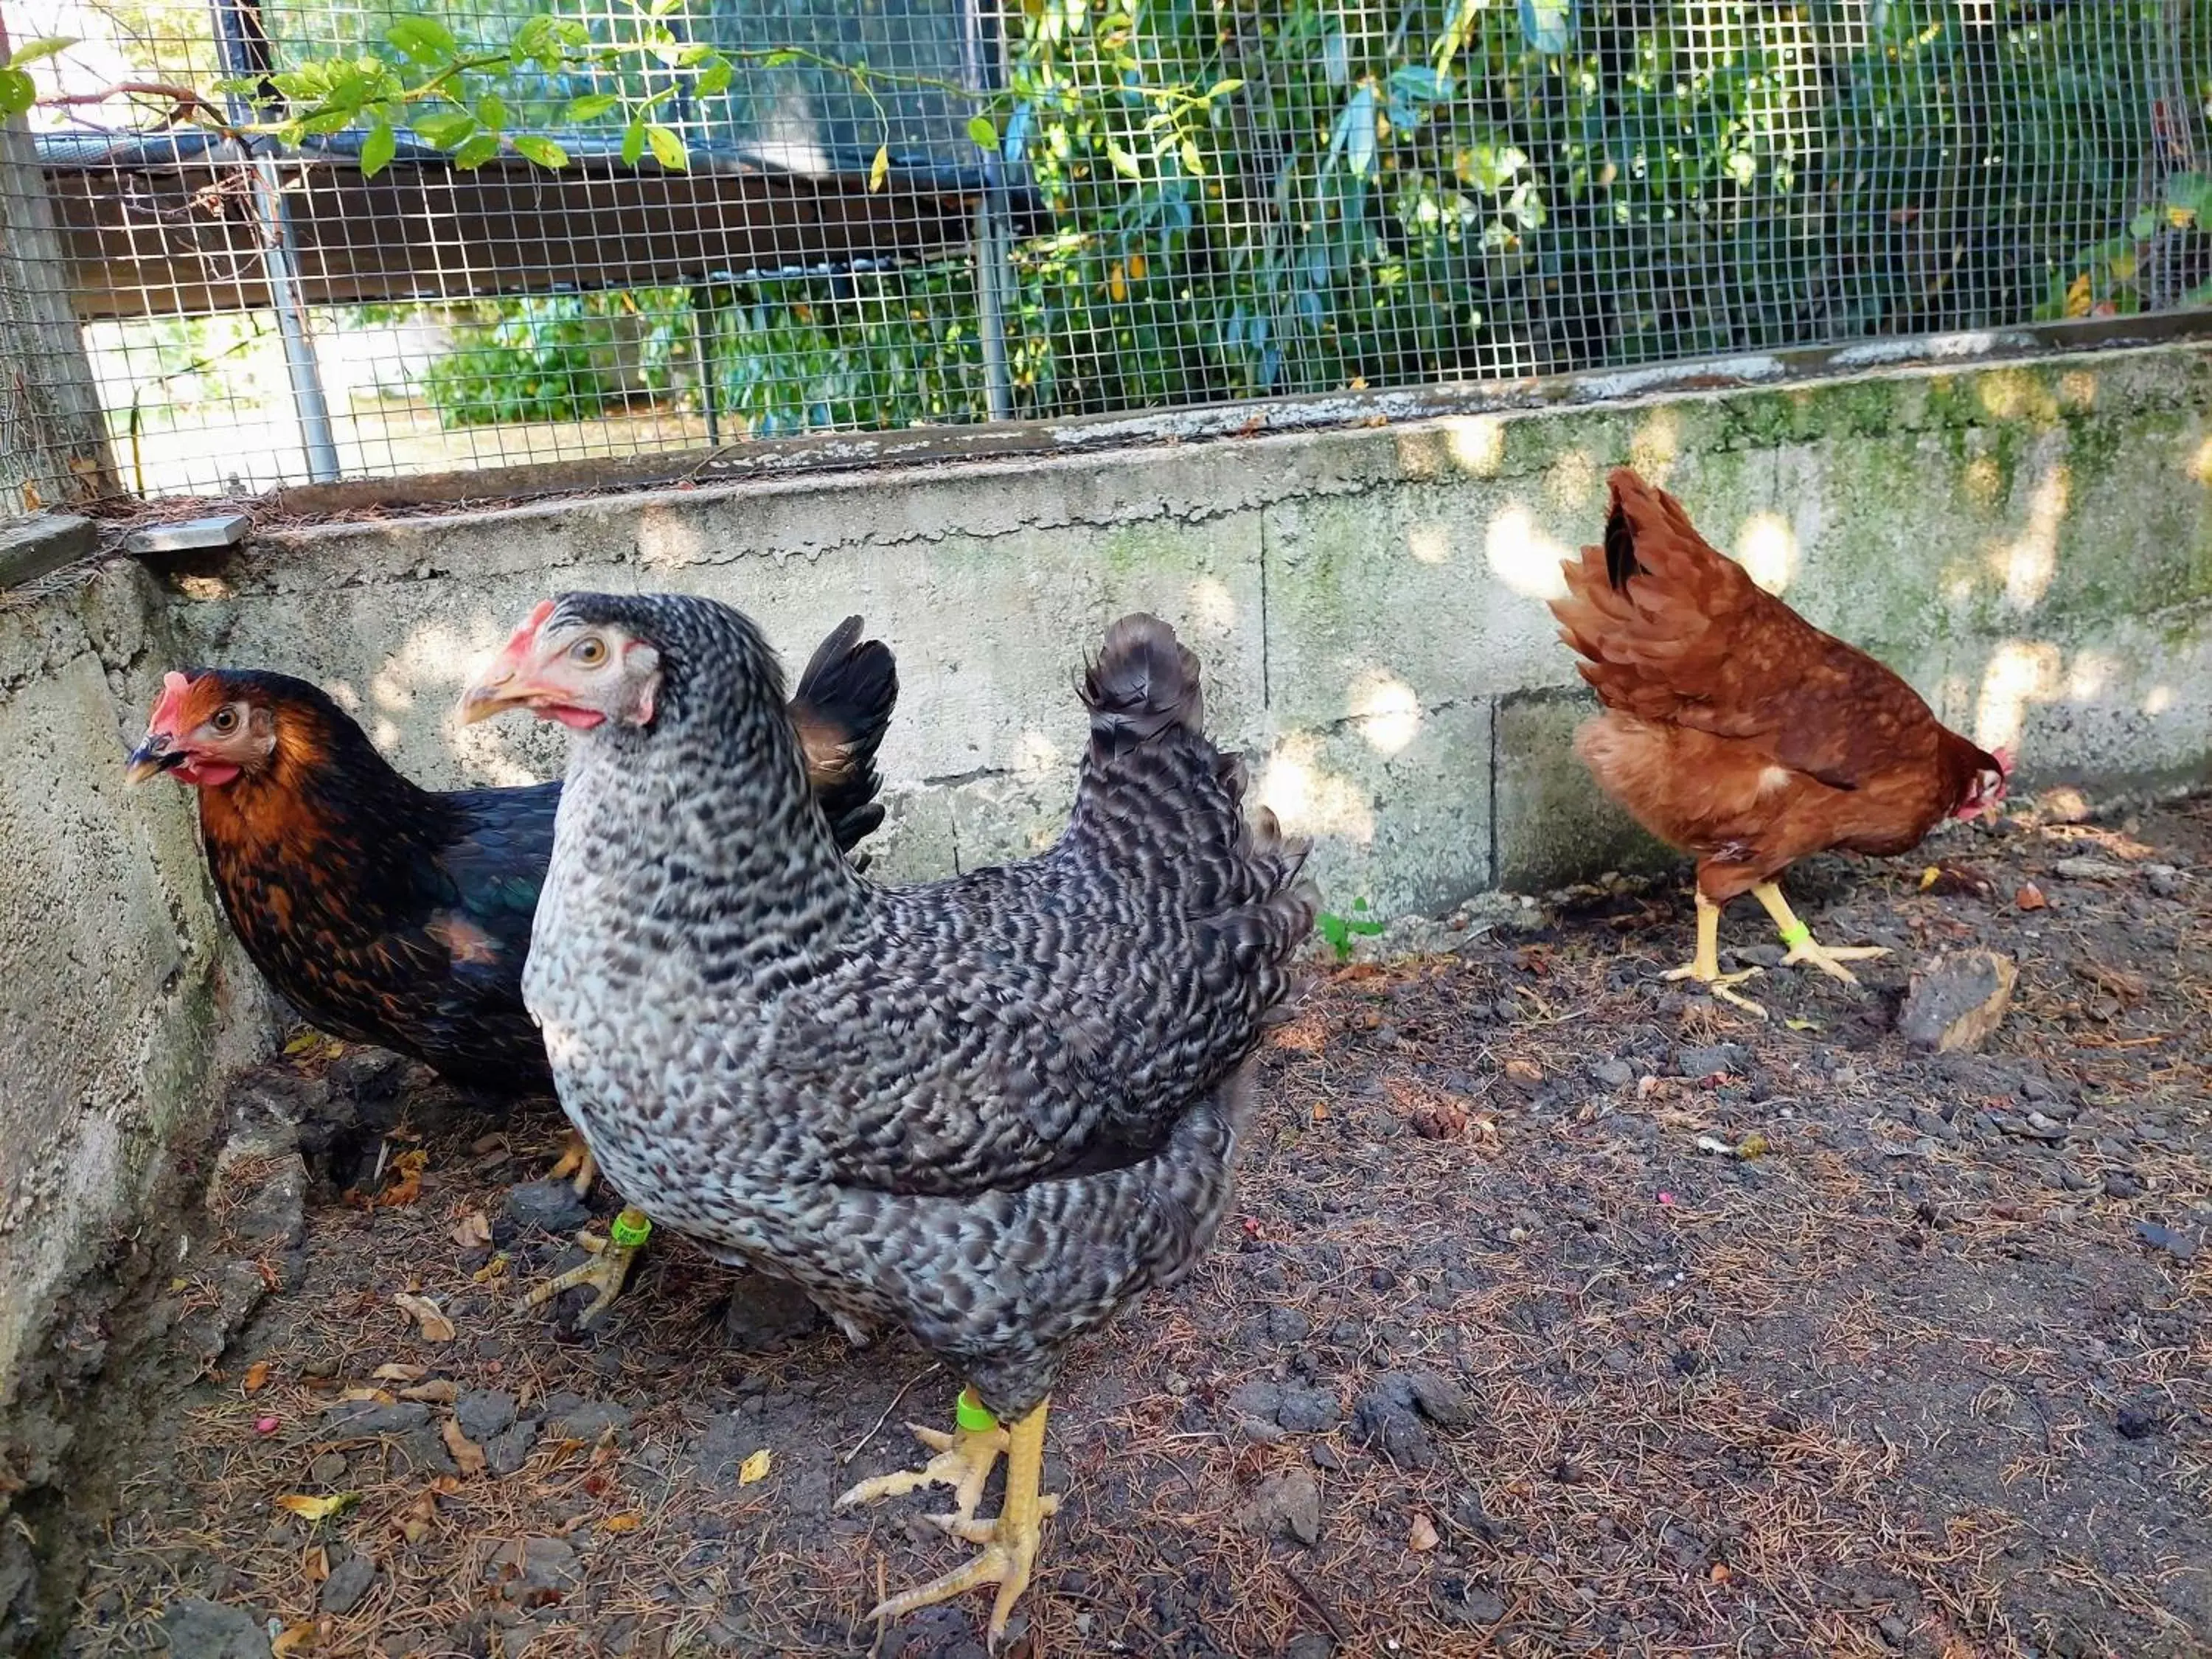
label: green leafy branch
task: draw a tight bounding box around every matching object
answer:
[1,11,1242,194]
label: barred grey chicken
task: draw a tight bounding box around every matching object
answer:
[459,591,1314,1646]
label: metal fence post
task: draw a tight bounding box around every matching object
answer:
[0,15,119,515]
[960,0,1016,422]
[209,0,341,484]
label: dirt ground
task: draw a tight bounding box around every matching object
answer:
[61,795,2212,1659]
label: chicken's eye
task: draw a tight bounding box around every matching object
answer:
[569,636,608,667]
[209,706,240,735]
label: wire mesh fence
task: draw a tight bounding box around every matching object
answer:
[4,0,2209,504]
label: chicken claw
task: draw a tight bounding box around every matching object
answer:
[520,1206,650,1324]
[1662,891,1767,1018]
[835,1390,1009,1522]
[1752,883,1888,987]
[546,1130,597,1198]
[843,1394,1059,1651]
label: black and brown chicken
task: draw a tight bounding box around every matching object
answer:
[457,591,1314,1645]
[124,616,898,1191]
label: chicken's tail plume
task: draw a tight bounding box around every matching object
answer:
[1078,614,1318,1018]
[1081,613,1206,758]
[789,616,900,859]
[1551,467,1750,703]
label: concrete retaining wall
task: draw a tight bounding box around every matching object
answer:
[0,564,265,1415]
[165,341,2212,919]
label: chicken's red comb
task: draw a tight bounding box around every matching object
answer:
[507,599,556,650]
[147,669,196,735]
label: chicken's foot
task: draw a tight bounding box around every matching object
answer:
[546,1130,598,1198]
[519,1206,650,1324]
[1662,891,1767,1017]
[835,1388,1008,1521]
[841,1393,1060,1650]
[1752,883,1888,986]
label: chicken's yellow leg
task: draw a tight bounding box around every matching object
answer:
[546,1130,598,1197]
[847,1394,1060,1651]
[835,1388,1009,1522]
[1751,882,1888,986]
[1661,891,1767,1016]
[519,1206,649,1324]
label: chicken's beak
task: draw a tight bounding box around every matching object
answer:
[125,732,186,785]
[458,599,555,726]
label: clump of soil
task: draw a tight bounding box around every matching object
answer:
[60,798,2212,1658]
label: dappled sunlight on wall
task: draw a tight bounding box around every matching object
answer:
[1629,408,1682,484]
[1989,458,2070,613]
[1442,415,1505,476]
[1734,512,1800,595]
[1183,576,1239,637]
[1405,522,1453,566]
[1347,669,1421,757]
[1257,734,1375,846]
[1484,504,1572,602]
[1975,639,2065,755]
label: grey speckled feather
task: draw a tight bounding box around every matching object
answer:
[524,594,1316,1416]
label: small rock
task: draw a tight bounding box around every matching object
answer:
[1265,1306,1313,1346]
[1896,950,2017,1054]
[2146,869,2184,900]
[543,1399,633,1444]
[503,1180,591,1237]
[1406,1370,1478,1428]
[1228,1379,1284,1430]
[1164,1371,1192,1397]
[456,1390,518,1443]
[320,1401,431,1441]
[2053,857,2129,880]
[1877,1614,1909,1648]
[1284,1633,1334,1659]
[1352,1377,1436,1469]
[2134,1221,2192,1260]
[720,1276,824,1351]
[307,1452,349,1485]
[489,1537,582,1606]
[483,1423,536,1477]
[2104,1172,2145,1200]
[157,1598,270,1659]
[231,1155,309,1250]
[1274,1387,1343,1434]
[319,1552,378,1615]
[1590,1058,1635,1091]
[328,1049,408,1103]
[2115,1402,2164,1440]
[1674,1043,1749,1079]
[1433,1578,1507,1628]
[1237,1470,1321,1546]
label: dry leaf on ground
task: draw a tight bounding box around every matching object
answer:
[394,1294,456,1342]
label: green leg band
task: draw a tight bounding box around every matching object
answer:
[1777,920,1812,949]
[609,1208,653,1248]
[955,1388,999,1433]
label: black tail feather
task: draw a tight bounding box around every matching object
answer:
[1079,613,1204,760]
[1603,492,1646,592]
[789,616,900,856]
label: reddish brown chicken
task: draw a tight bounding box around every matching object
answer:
[1551,468,2010,1015]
